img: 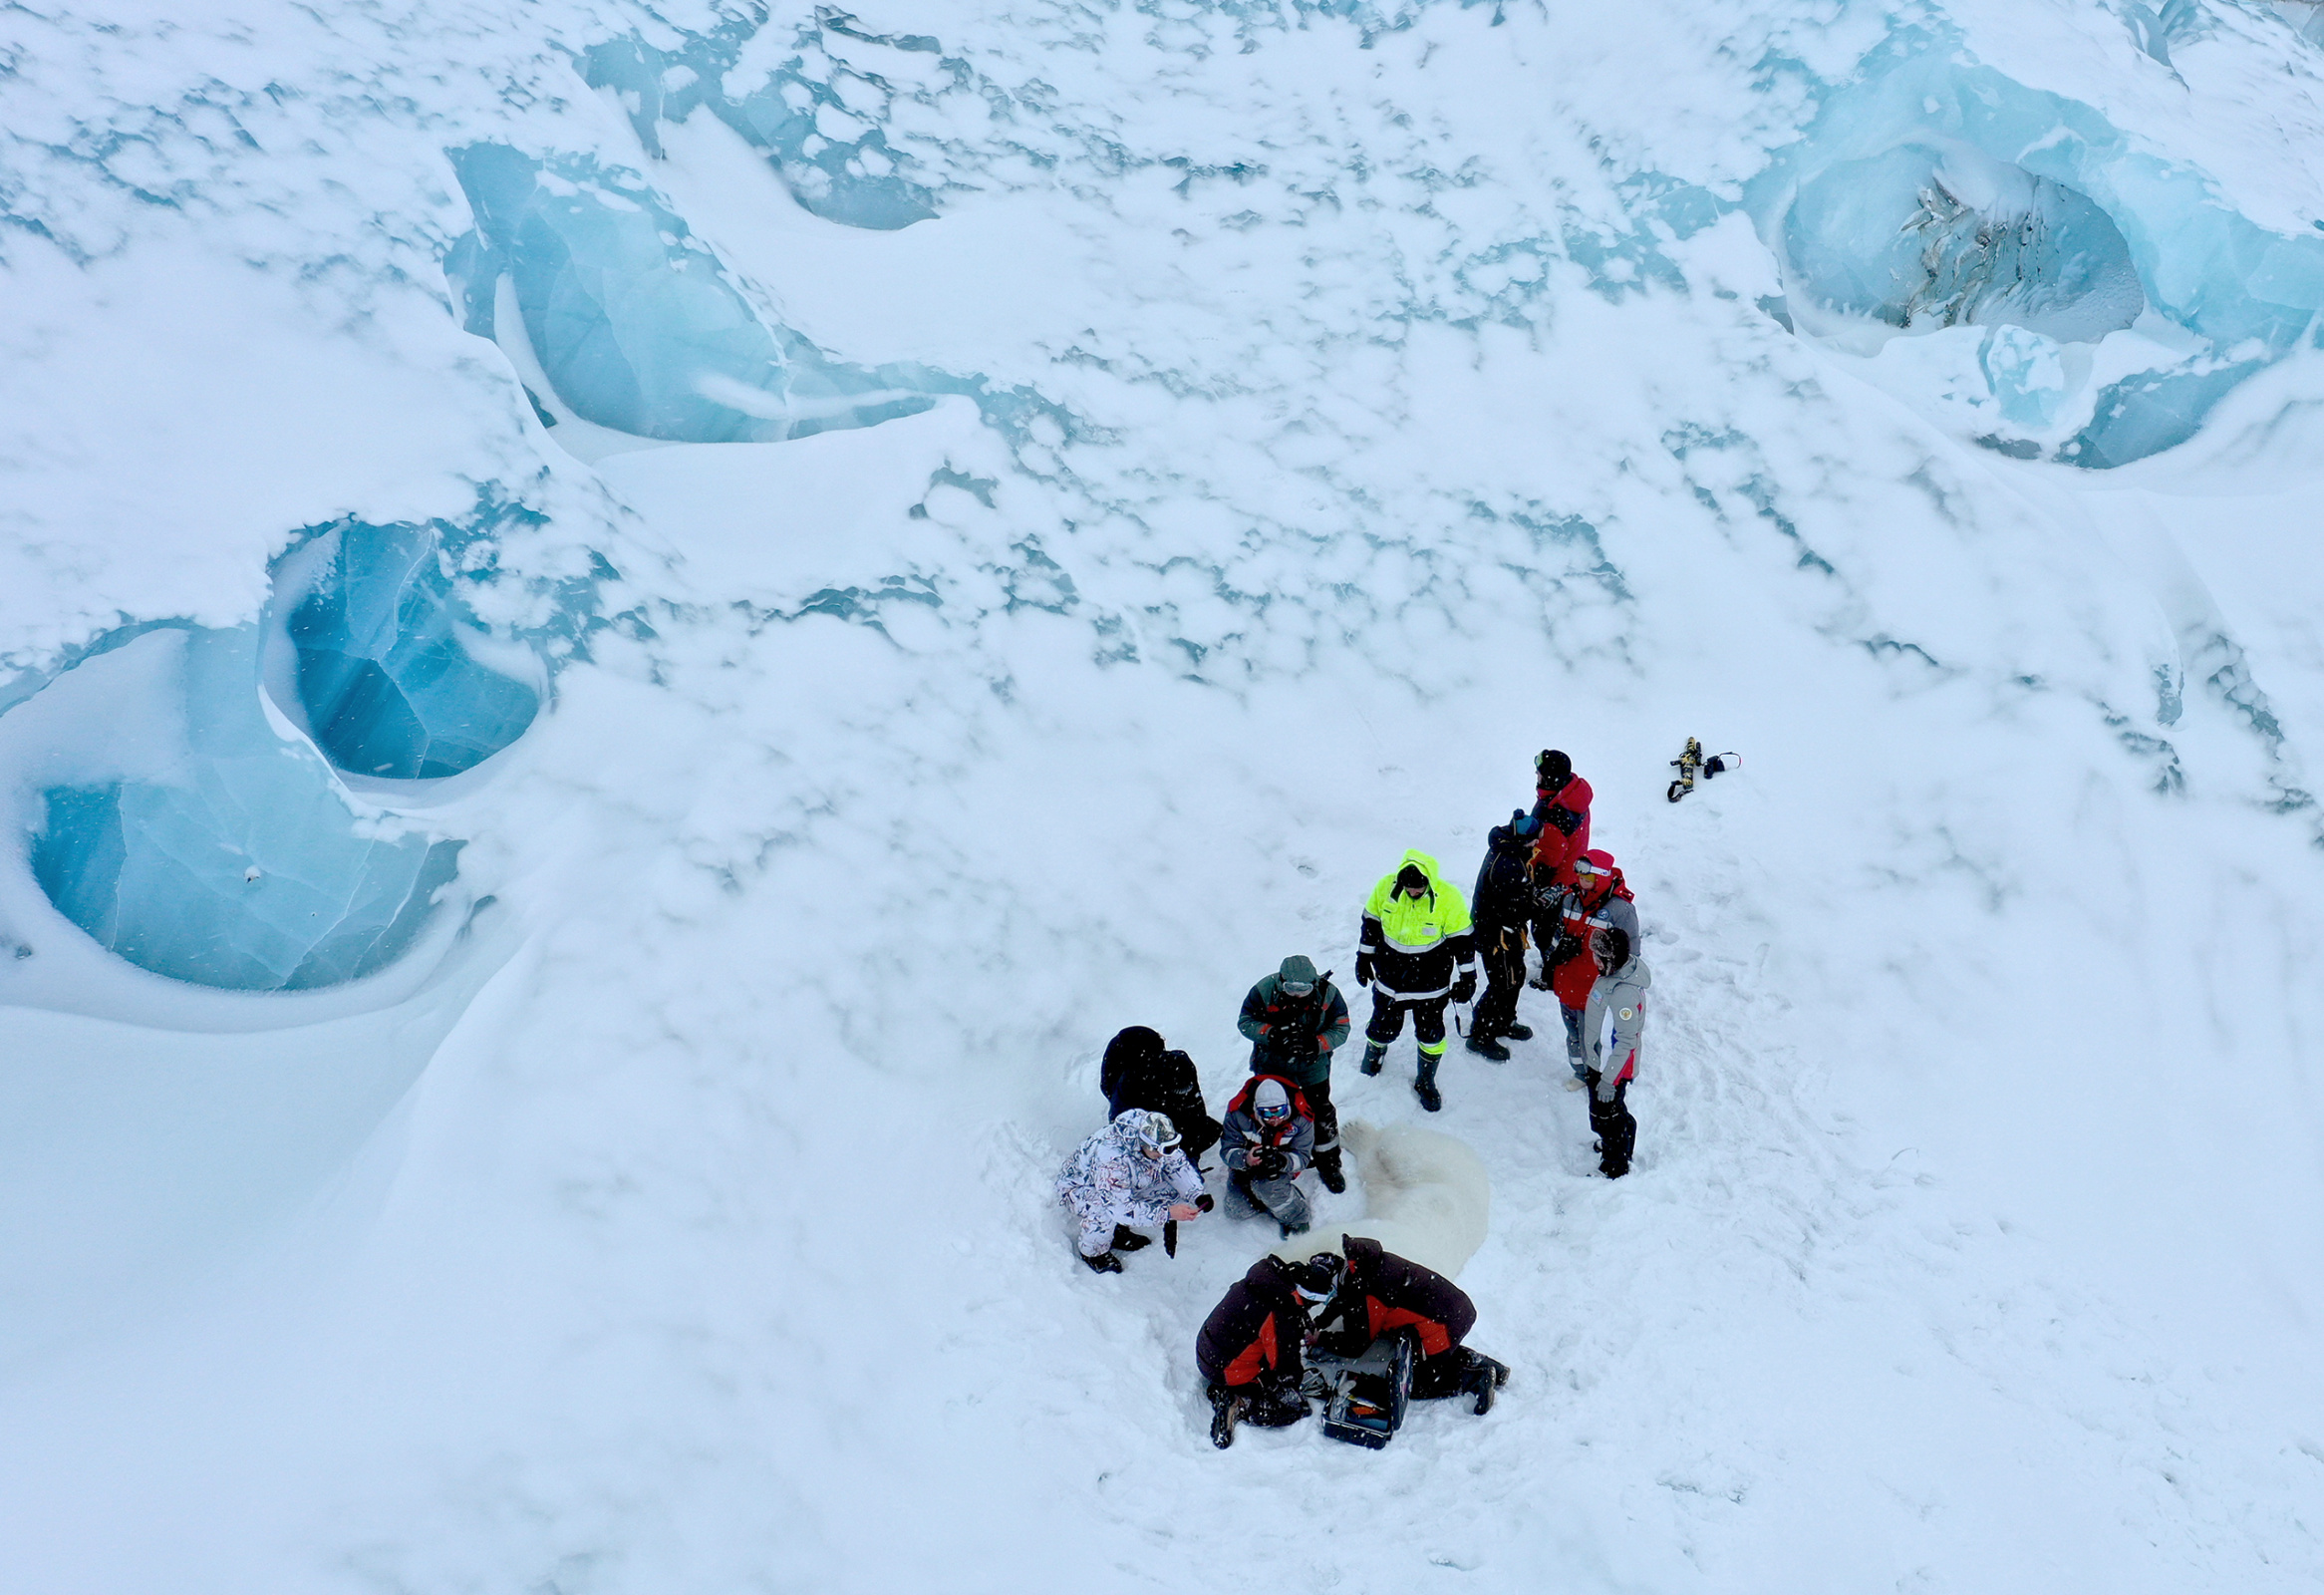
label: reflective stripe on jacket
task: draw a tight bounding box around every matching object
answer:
[1359,850,1477,998]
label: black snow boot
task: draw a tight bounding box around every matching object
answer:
[1110,1223,1152,1252]
[1463,1359,1504,1416]
[1315,1153,1346,1195]
[1413,1052,1443,1113]
[1465,1032,1510,1063]
[1502,1022,1534,1041]
[1245,1383,1309,1428]
[1080,1250,1124,1274]
[1359,1041,1386,1077]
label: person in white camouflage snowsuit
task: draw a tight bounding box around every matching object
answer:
[1056,1109,1207,1273]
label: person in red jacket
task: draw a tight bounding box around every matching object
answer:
[1532,847,1640,1090]
[1310,1236,1508,1412]
[1196,1253,1339,1443]
[1529,750,1594,885]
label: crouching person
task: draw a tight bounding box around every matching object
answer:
[1056,1110,1207,1274]
[1099,1025,1222,1167]
[1196,1253,1340,1447]
[1312,1236,1509,1414]
[1220,1076,1316,1239]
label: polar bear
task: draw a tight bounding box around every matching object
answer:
[1271,1119,1489,1278]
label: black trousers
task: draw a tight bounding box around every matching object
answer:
[1475,924,1527,1035]
[1366,992,1449,1056]
[1585,1071,1636,1176]
[1305,1076,1341,1173]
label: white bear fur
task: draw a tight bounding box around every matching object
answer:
[1271,1119,1490,1278]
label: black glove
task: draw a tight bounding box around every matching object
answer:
[1548,935,1586,968]
[1355,952,1375,987]
[1252,1147,1286,1179]
[1452,972,1477,1004]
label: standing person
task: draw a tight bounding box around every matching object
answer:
[1098,1025,1221,1167]
[1578,926,1649,1178]
[1466,810,1544,1063]
[1533,847,1639,1091]
[1055,1110,1207,1273]
[1354,851,1477,1114]
[1238,955,1352,1192]
[1529,749,1594,886]
[1218,1076,1316,1237]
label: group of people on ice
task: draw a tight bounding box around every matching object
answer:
[1054,749,1651,1442]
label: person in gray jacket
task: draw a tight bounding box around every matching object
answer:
[1579,926,1648,1178]
[1219,1076,1317,1237]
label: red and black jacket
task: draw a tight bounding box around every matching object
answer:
[1543,863,1635,1011]
[1196,1256,1308,1389]
[1324,1234,1477,1360]
[1529,772,1594,882]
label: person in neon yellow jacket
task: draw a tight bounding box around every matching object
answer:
[1353,850,1478,1113]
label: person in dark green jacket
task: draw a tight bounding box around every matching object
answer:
[1238,954,1352,1192]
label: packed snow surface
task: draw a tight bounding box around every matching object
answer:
[3,2,2324,1592]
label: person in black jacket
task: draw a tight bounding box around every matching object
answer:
[1196,1253,1338,1441]
[1099,1026,1220,1166]
[1310,1235,1509,1412]
[1466,810,1544,1062]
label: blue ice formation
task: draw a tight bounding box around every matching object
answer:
[29,627,461,991]
[1978,327,2071,430]
[1782,145,2144,343]
[1751,33,2324,465]
[446,145,953,443]
[286,521,538,780]
[582,21,943,232]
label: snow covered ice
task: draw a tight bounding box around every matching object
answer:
[4,2,2324,1593]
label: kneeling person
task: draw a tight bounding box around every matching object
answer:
[1220,1076,1316,1238]
[1312,1235,1509,1413]
[1056,1110,1207,1274]
[1196,1253,1339,1445]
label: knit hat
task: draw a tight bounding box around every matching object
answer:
[1277,954,1318,996]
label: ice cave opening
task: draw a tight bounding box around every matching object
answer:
[1780,143,2146,345]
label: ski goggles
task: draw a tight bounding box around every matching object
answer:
[1257,1103,1294,1122]
[1278,980,1315,997]
[1572,859,1606,880]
